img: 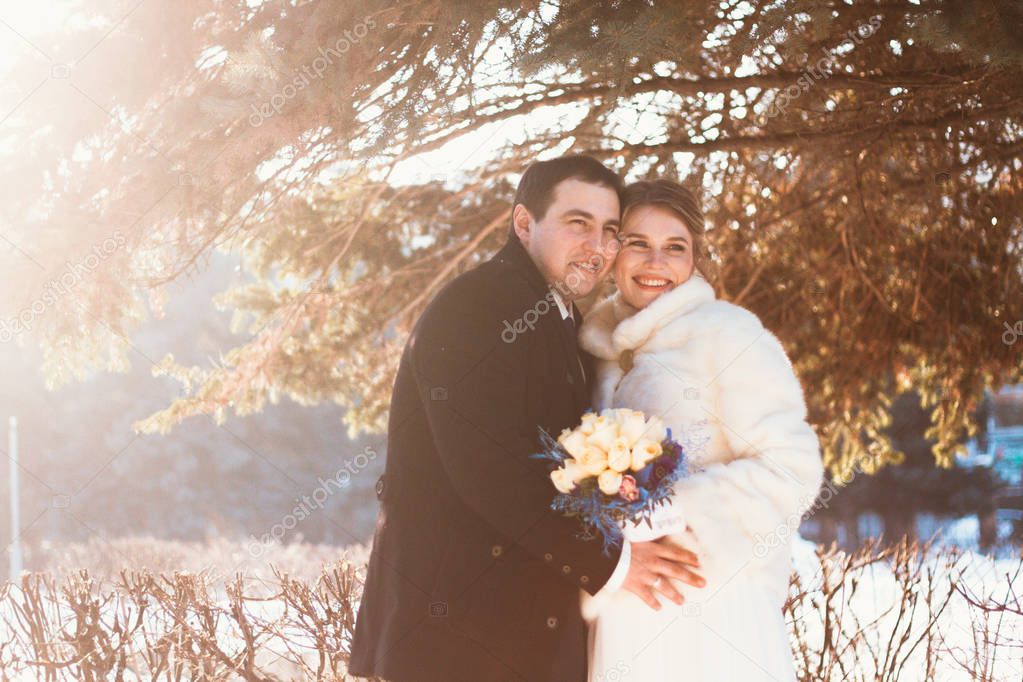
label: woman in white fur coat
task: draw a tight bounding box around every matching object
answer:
[577,179,824,682]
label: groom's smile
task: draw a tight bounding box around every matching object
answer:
[568,257,602,280]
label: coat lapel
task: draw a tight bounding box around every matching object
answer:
[492,235,592,416]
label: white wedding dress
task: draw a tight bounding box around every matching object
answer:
[577,274,824,682]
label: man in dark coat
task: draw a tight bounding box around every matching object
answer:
[349,155,703,682]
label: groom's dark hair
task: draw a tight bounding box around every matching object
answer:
[509,155,624,236]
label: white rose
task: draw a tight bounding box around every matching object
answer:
[577,446,609,476]
[563,459,587,484]
[550,467,577,494]
[607,437,631,472]
[619,411,648,447]
[643,415,667,443]
[579,411,599,435]
[630,438,662,471]
[559,430,588,459]
[597,469,623,495]
[586,423,619,452]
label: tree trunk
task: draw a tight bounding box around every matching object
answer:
[979,508,998,551]
[883,508,916,547]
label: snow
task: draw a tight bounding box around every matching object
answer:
[790,535,1023,681]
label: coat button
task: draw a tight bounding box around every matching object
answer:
[374,475,385,500]
[561,564,571,574]
[544,552,553,562]
[491,544,503,558]
[546,616,559,629]
[580,575,589,585]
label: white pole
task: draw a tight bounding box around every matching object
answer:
[8,416,21,583]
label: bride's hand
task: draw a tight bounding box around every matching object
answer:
[623,538,706,610]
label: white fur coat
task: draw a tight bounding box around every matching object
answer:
[579,273,824,606]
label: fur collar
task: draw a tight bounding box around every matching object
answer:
[579,274,716,360]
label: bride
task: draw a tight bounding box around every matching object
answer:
[577,179,824,681]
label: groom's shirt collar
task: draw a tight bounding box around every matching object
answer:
[549,286,573,323]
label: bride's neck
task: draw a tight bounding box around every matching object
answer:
[613,293,641,322]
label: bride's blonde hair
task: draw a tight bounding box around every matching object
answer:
[621,179,716,284]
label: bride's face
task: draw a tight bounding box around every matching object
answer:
[613,203,695,309]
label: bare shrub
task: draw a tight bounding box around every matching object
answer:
[3,535,1022,681]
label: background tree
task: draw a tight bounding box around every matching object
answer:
[2,0,1020,482]
[811,391,1003,549]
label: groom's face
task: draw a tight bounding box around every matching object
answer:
[512,178,621,300]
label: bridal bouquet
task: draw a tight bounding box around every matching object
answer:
[532,408,692,555]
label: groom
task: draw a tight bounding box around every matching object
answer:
[349,155,702,682]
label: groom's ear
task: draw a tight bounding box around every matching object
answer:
[512,203,534,247]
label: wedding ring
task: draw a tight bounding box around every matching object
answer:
[652,576,662,587]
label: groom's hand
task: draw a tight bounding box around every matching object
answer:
[622,538,705,610]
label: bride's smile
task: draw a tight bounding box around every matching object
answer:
[614,203,697,309]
